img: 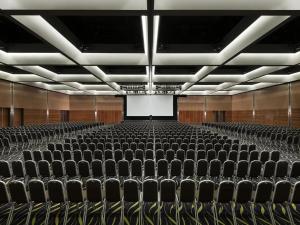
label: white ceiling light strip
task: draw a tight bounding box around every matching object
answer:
[12,15,122,93]
[180,15,290,94]
[142,16,149,57]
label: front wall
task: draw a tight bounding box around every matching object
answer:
[254,85,289,125]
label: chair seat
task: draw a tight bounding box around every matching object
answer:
[197,202,215,225]
[179,203,197,225]
[290,203,300,224]
[216,203,235,225]
[28,203,48,225]
[48,203,67,225]
[0,203,12,225]
[66,203,85,225]
[10,203,31,225]
[143,202,158,225]
[235,203,255,225]
[271,203,292,225]
[253,203,272,225]
[160,202,177,225]
[105,201,122,225]
[124,201,140,225]
[86,202,103,225]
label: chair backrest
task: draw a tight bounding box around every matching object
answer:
[118,159,129,177]
[105,178,121,202]
[272,181,291,203]
[197,159,208,177]
[86,179,102,202]
[105,159,116,177]
[48,180,65,203]
[29,180,46,203]
[65,160,77,177]
[292,181,300,204]
[52,160,64,177]
[236,160,248,178]
[144,159,155,177]
[8,180,28,203]
[263,160,276,178]
[183,159,194,177]
[25,160,38,177]
[67,180,84,202]
[209,159,221,177]
[254,181,273,203]
[236,180,252,203]
[78,160,90,177]
[0,160,11,178]
[290,161,300,178]
[180,179,195,203]
[0,181,9,203]
[248,160,262,178]
[198,180,214,203]
[157,159,168,177]
[161,179,176,202]
[223,160,235,178]
[217,181,234,203]
[143,179,158,202]
[124,179,139,202]
[131,159,142,177]
[38,160,51,177]
[275,160,289,178]
[170,159,181,176]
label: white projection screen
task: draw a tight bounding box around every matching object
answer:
[126,95,174,117]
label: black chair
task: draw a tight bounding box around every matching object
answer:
[179,179,196,225]
[160,179,177,225]
[86,179,103,225]
[142,179,159,225]
[105,179,122,225]
[123,179,140,225]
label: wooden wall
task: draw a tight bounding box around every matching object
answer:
[0,108,9,127]
[69,95,124,124]
[232,92,254,123]
[178,96,204,124]
[96,96,123,124]
[291,82,300,128]
[178,96,232,123]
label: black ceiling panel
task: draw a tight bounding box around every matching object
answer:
[100,66,146,74]
[0,14,56,52]
[155,66,201,75]
[195,82,222,85]
[0,65,31,74]
[154,82,185,85]
[211,65,259,74]
[46,15,144,53]
[270,65,300,74]
[244,16,300,53]
[157,16,256,53]
[43,66,90,74]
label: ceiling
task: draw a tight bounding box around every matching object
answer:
[0,0,300,95]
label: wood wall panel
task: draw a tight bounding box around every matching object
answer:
[0,108,9,127]
[206,96,232,111]
[13,108,22,127]
[97,110,122,124]
[69,96,95,110]
[0,81,11,108]
[254,85,289,125]
[291,81,300,128]
[179,111,203,124]
[69,110,95,122]
[232,92,254,122]
[49,110,62,123]
[24,109,47,125]
[14,84,47,109]
[48,92,69,110]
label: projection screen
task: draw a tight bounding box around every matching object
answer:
[126,95,174,117]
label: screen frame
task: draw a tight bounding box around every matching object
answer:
[123,95,178,120]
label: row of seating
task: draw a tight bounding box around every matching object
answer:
[2,158,299,186]
[30,148,280,165]
[1,178,300,225]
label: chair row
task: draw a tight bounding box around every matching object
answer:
[1,178,300,225]
[2,158,299,186]
[24,148,281,165]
